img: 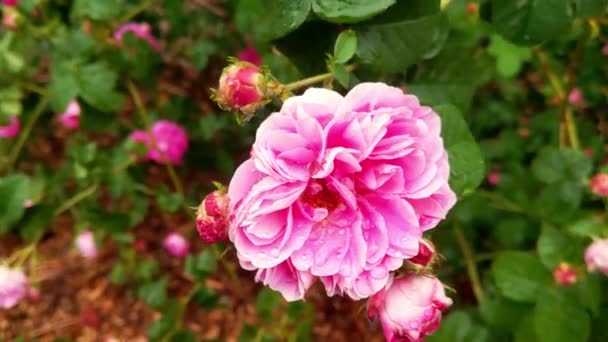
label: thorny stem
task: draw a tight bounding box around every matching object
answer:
[453,224,485,303]
[5,94,49,174]
[283,65,356,91]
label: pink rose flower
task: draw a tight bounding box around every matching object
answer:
[196,189,230,243]
[590,173,608,197]
[553,262,577,286]
[114,22,160,51]
[568,88,584,106]
[237,45,262,66]
[2,0,18,6]
[0,265,27,309]
[585,239,608,275]
[75,230,98,258]
[58,100,81,129]
[368,275,453,342]
[163,232,189,258]
[0,116,20,139]
[409,240,435,267]
[228,83,456,301]
[217,62,266,112]
[129,120,189,165]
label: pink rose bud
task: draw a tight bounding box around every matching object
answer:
[163,232,189,258]
[75,230,98,258]
[114,22,160,50]
[553,262,577,286]
[585,239,608,275]
[58,100,81,129]
[409,240,435,267]
[237,45,262,66]
[216,62,267,114]
[0,265,27,309]
[196,189,229,243]
[487,171,501,186]
[368,275,453,342]
[0,116,20,139]
[602,44,608,56]
[129,120,189,165]
[2,0,18,6]
[589,173,608,197]
[568,88,583,105]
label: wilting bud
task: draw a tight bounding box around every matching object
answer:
[0,265,27,309]
[585,239,608,275]
[409,240,435,267]
[196,189,229,243]
[75,230,98,258]
[553,262,577,286]
[589,173,608,197]
[0,116,20,139]
[216,62,268,119]
[163,232,189,258]
[368,275,452,342]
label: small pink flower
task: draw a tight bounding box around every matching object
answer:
[2,10,16,30]
[217,62,266,113]
[486,171,501,186]
[129,120,189,165]
[409,240,435,267]
[75,230,98,258]
[602,44,608,56]
[553,262,577,286]
[58,100,81,129]
[163,232,189,258]
[568,88,584,106]
[590,173,608,197]
[585,239,608,275]
[114,22,160,50]
[196,189,230,243]
[2,0,18,6]
[228,83,456,301]
[237,45,262,66]
[0,265,27,309]
[368,275,453,342]
[0,116,20,139]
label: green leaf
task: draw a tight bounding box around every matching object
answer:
[135,259,160,281]
[185,249,217,280]
[535,286,591,342]
[333,63,351,88]
[0,174,31,233]
[256,287,283,321]
[535,181,582,223]
[567,218,605,238]
[434,104,485,196]
[573,0,608,18]
[479,296,532,332]
[170,331,196,342]
[576,274,601,317]
[355,11,448,72]
[531,147,591,183]
[514,312,538,342]
[333,30,357,63]
[487,34,532,78]
[192,287,220,309]
[490,0,575,45]
[235,0,311,41]
[77,62,124,112]
[155,186,183,213]
[537,225,585,268]
[49,63,79,113]
[138,277,168,310]
[147,301,179,341]
[19,205,54,242]
[426,311,472,342]
[492,252,551,302]
[84,209,130,234]
[312,0,396,23]
[72,0,122,21]
[108,262,128,284]
[275,21,336,75]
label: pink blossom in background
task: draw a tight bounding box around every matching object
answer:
[228,83,456,301]
[114,22,160,50]
[2,0,18,6]
[75,230,98,258]
[58,100,81,129]
[602,44,608,56]
[585,239,608,275]
[217,62,265,111]
[409,240,435,267]
[196,190,230,243]
[0,266,27,309]
[368,275,453,342]
[2,10,16,30]
[486,171,501,186]
[0,116,20,139]
[129,120,189,165]
[553,262,577,286]
[568,88,583,106]
[237,45,261,66]
[589,173,608,197]
[163,232,189,258]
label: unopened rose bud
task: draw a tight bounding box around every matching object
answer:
[589,173,608,197]
[0,116,20,139]
[75,230,98,258]
[196,189,229,243]
[237,45,262,66]
[368,275,452,342]
[163,232,189,258]
[216,62,268,118]
[58,100,81,129]
[409,240,435,267]
[585,239,608,275]
[553,262,577,286]
[487,171,501,186]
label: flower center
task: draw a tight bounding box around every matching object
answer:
[301,180,342,213]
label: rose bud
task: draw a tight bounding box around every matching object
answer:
[553,262,577,286]
[585,239,608,275]
[215,61,268,118]
[237,45,262,66]
[75,230,98,258]
[58,100,81,129]
[409,240,435,267]
[2,0,18,6]
[196,189,229,243]
[589,173,608,197]
[368,275,453,342]
[0,116,20,139]
[0,265,27,309]
[163,232,189,258]
[486,171,501,186]
[568,88,584,106]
